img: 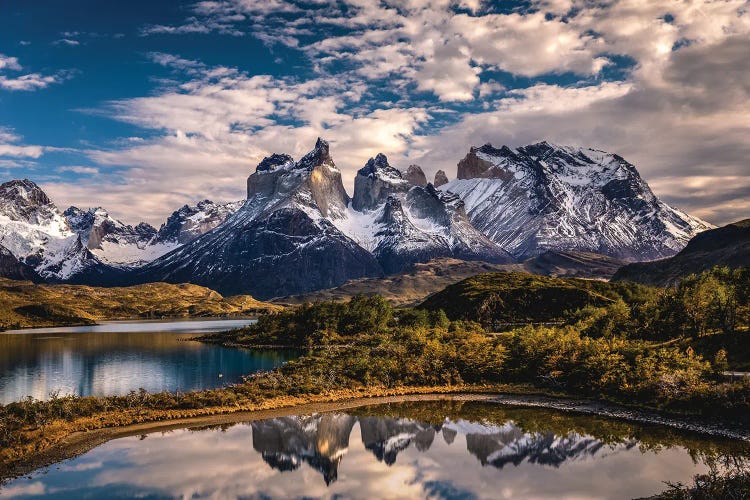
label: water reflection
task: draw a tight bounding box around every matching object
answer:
[0,319,297,403]
[4,401,745,499]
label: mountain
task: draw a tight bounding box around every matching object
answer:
[0,179,106,281]
[133,139,383,299]
[338,153,513,274]
[441,142,712,261]
[433,170,449,188]
[612,219,750,286]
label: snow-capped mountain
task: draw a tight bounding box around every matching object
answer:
[0,180,103,280]
[441,142,713,261]
[134,139,383,298]
[337,154,512,274]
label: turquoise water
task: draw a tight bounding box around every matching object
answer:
[1,401,746,499]
[0,319,297,404]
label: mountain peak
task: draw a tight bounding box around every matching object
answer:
[0,179,52,207]
[403,164,427,187]
[257,153,294,173]
[297,137,333,171]
[353,154,409,211]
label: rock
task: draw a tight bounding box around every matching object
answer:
[433,170,449,187]
[403,165,427,187]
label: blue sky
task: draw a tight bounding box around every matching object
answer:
[1,0,749,225]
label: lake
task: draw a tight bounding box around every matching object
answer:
[1,400,746,499]
[0,319,298,404]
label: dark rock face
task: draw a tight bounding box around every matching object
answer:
[137,207,382,299]
[403,164,427,187]
[613,219,750,286]
[352,154,410,211]
[433,170,449,187]
[0,244,41,282]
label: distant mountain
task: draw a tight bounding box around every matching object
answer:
[153,199,243,245]
[612,219,750,286]
[441,142,712,261]
[64,206,159,267]
[0,179,106,281]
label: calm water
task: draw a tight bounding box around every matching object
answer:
[0,319,298,404]
[2,401,747,499]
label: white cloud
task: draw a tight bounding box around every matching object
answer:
[0,54,63,91]
[57,166,100,175]
[0,127,44,158]
[0,54,22,71]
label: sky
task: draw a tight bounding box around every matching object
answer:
[0,0,748,226]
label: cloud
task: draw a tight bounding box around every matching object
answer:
[0,54,64,91]
[0,54,22,71]
[54,38,81,46]
[57,166,100,175]
[0,127,44,158]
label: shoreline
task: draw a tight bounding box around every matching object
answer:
[0,315,260,333]
[3,389,749,487]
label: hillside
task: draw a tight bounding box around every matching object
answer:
[613,219,750,285]
[419,272,655,326]
[278,253,624,307]
[0,279,280,330]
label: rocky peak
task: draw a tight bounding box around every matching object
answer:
[403,165,427,187]
[296,137,334,171]
[352,154,410,211]
[0,179,62,226]
[457,144,517,180]
[433,170,449,187]
[257,153,295,173]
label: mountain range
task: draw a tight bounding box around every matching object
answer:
[0,139,713,298]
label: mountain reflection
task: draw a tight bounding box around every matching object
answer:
[251,412,629,485]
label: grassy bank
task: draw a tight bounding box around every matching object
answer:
[0,278,280,330]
